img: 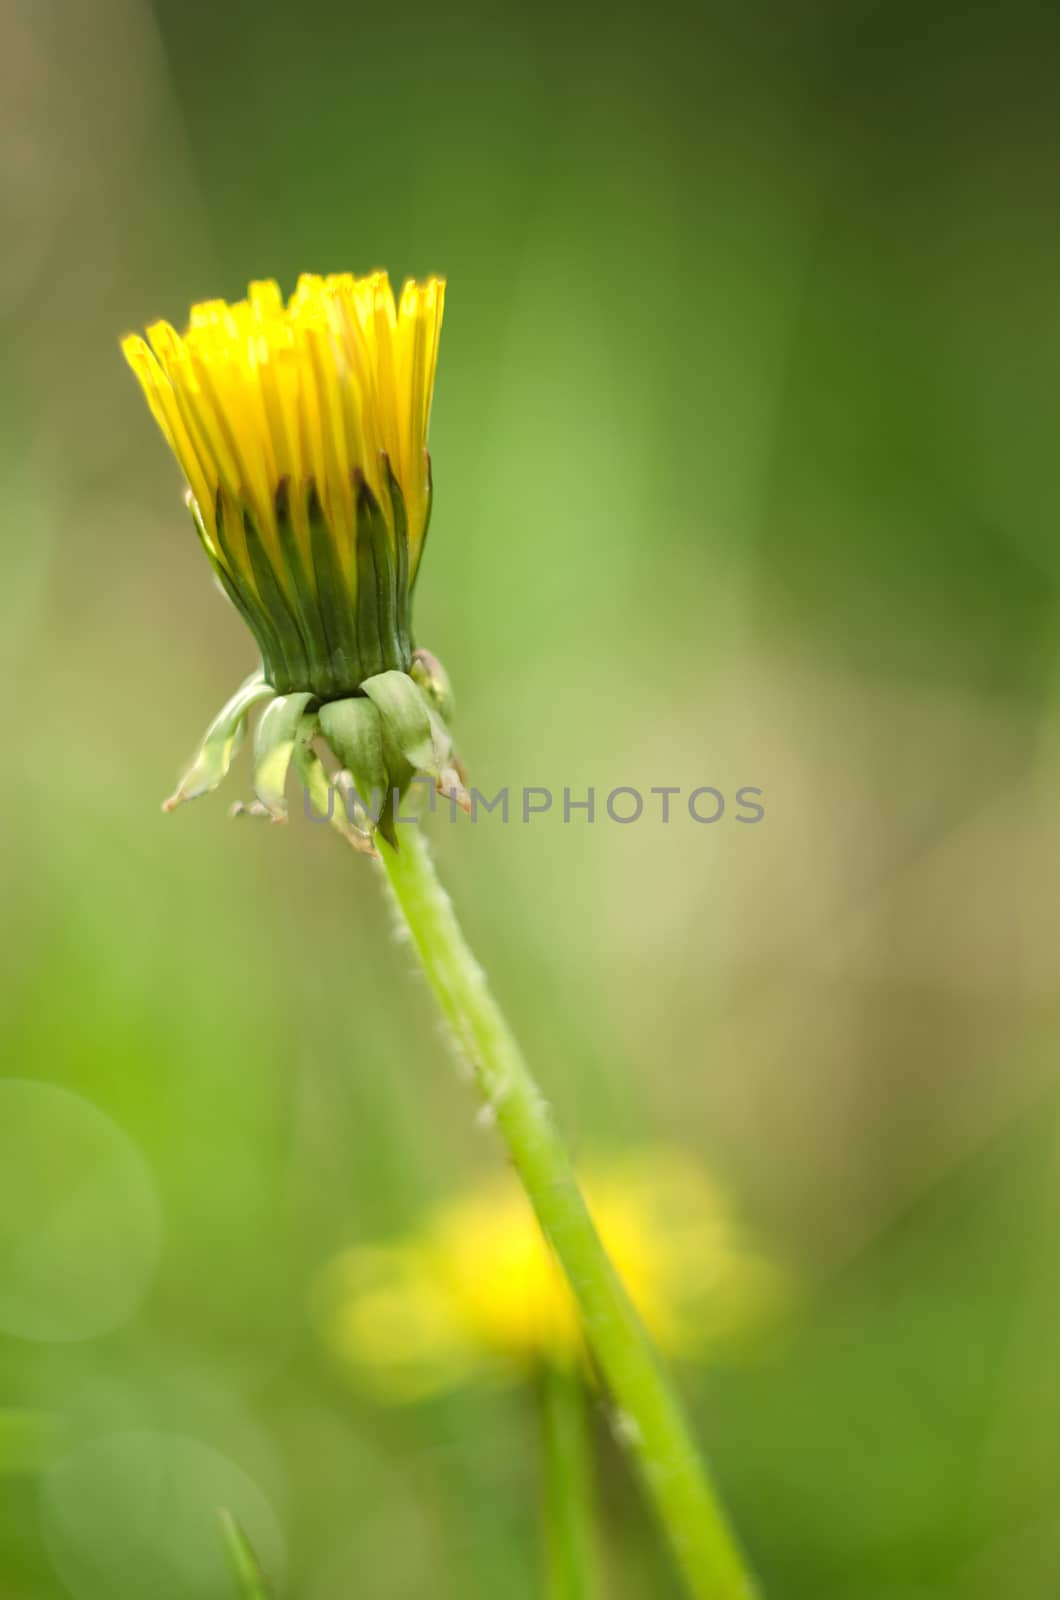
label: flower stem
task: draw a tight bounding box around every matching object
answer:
[539,1360,595,1600]
[376,823,757,1600]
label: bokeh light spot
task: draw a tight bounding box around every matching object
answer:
[0,1080,162,1343]
[41,1431,285,1600]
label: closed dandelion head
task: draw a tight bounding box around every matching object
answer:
[316,1150,788,1401]
[123,272,463,836]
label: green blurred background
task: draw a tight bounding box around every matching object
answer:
[3,0,1060,1594]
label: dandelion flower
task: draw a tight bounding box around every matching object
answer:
[123,272,459,830]
[318,1150,785,1401]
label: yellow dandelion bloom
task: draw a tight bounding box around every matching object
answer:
[122,272,445,699]
[317,1151,785,1401]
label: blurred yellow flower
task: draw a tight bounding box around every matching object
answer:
[318,1151,785,1401]
[122,272,445,699]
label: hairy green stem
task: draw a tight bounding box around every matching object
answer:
[377,823,756,1600]
[540,1360,595,1600]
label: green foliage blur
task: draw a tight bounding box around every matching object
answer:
[2,0,1060,1595]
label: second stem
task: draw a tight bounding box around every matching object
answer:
[540,1360,595,1600]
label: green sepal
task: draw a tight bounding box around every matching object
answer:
[354,471,411,686]
[229,798,272,820]
[361,669,469,816]
[164,670,275,812]
[187,497,282,693]
[410,449,434,595]
[218,1508,270,1600]
[307,479,361,693]
[274,478,334,696]
[210,494,293,692]
[318,697,392,839]
[191,474,417,699]
[252,692,316,819]
[383,456,412,662]
[360,670,447,777]
[292,732,378,856]
[242,509,311,691]
[410,647,454,725]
